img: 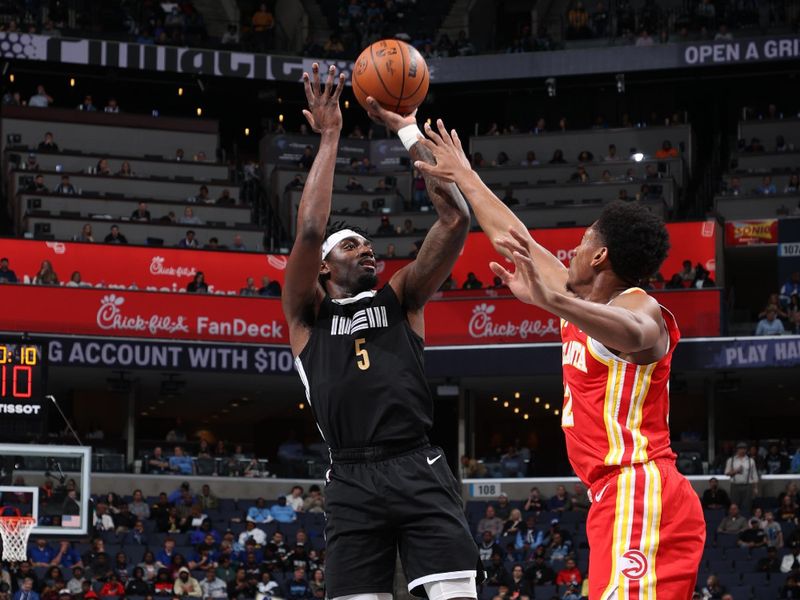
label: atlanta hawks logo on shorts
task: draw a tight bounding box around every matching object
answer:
[620,549,649,580]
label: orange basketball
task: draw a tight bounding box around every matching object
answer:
[352,39,429,116]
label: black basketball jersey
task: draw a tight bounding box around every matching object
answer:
[295,285,433,450]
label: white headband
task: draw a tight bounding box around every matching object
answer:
[321,229,366,259]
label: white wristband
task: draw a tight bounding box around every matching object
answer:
[397,124,422,151]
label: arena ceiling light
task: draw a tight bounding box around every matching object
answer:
[545,78,556,98]
[616,73,625,93]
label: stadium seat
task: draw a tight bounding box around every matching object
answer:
[536,584,557,599]
[709,558,736,574]
[726,584,752,599]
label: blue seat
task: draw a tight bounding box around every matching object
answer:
[726,584,752,599]
[536,584,557,599]
[726,545,752,563]
[123,545,146,564]
[708,558,736,574]
[740,572,769,588]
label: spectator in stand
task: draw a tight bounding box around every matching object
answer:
[693,265,715,288]
[38,132,59,152]
[179,230,200,249]
[33,260,58,285]
[124,567,148,596]
[777,494,798,522]
[117,161,134,177]
[501,188,519,207]
[238,521,267,547]
[702,477,731,510]
[478,506,504,540]
[104,98,120,113]
[462,272,483,290]
[13,578,40,600]
[757,546,782,573]
[281,567,312,600]
[701,575,726,599]
[303,485,325,513]
[766,445,789,474]
[95,159,111,176]
[99,573,124,597]
[764,512,784,548]
[189,185,211,204]
[603,144,620,161]
[298,146,315,170]
[54,174,76,195]
[104,225,128,244]
[179,206,203,225]
[0,257,18,283]
[246,498,273,523]
[655,140,679,158]
[251,3,275,51]
[187,271,208,293]
[549,149,567,164]
[24,152,40,171]
[270,497,296,523]
[148,447,169,473]
[756,307,786,336]
[780,272,800,307]
[240,277,258,296]
[519,150,539,166]
[738,517,768,549]
[523,487,546,514]
[556,557,583,586]
[784,174,800,194]
[169,447,193,474]
[77,95,97,112]
[781,542,800,573]
[66,566,86,595]
[131,202,150,222]
[216,189,235,205]
[221,24,240,46]
[200,568,227,599]
[756,175,778,195]
[502,508,525,536]
[726,442,760,510]
[577,150,594,163]
[548,485,572,512]
[718,504,748,535]
[566,1,591,38]
[376,216,394,235]
[230,234,247,251]
[286,486,304,512]
[29,85,53,108]
[30,539,55,566]
[174,567,201,597]
[27,174,48,192]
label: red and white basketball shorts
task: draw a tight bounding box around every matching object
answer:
[586,459,705,600]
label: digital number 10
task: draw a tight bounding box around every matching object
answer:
[1,365,33,398]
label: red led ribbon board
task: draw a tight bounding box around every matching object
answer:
[0,286,719,345]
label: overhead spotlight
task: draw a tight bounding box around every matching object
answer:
[278,114,284,123]
[196,107,202,116]
[554,409,560,416]
[503,401,509,408]
[298,403,305,410]
[545,77,556,98]
[492,396,498,402]
[523,413,529,420]
[344,100,350,109]
[9,74,14,83]
[534,397,540,404]
[231,402,239,407]
[544,403,550,410]
[177,87,184,96]
[616,73,625,94]
[514,407,520,414]
[69,78,75,88]
[244,127,250,136]
[514,392,520,399]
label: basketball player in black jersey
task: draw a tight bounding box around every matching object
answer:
[282,64,480,600]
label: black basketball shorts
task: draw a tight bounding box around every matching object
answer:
[323,441,481,598]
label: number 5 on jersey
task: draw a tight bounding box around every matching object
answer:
[355,338,370,370]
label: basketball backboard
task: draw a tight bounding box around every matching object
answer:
[0,444,91,536]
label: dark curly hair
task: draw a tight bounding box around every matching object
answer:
[325,220,370,241]
[594,202,670,285]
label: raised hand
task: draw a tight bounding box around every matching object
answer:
[413,118,473,183]
[490,228,554,308]
[302,63,346,134]
[365,97,417,134]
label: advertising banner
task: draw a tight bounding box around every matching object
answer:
[2,221,715,296]
[1,33,799,85]
[0,285,720,345]
[724,219,778,246]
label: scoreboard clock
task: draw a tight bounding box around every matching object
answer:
[0,343,43,404]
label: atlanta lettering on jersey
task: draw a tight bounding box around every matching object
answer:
[330,306,389,336]
[562,339,588,373]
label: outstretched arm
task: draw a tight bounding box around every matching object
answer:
[365,100,469,315]
[492,230,667,362]
[415,120,568,294]
[282,64,345,356]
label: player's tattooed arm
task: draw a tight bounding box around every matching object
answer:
[416,119,569,295]
[283,64,345,356]
[364,99,469,312]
